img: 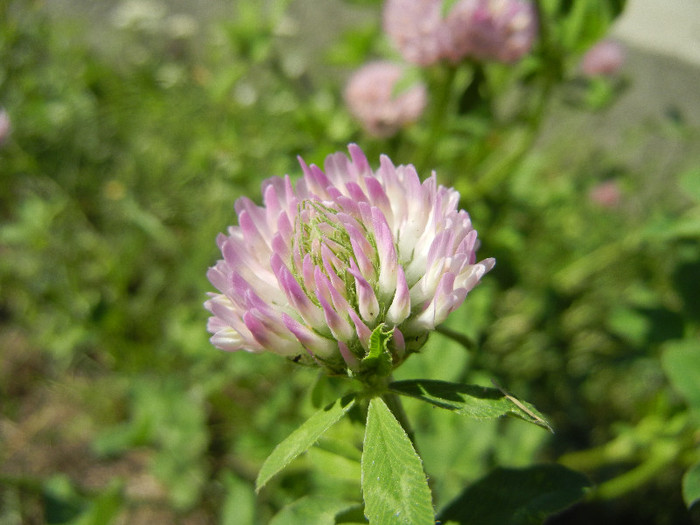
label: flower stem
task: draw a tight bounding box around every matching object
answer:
[381,390,417,450]
[436,325,476,352]
[416,64,458,170]
[593,441,678,501]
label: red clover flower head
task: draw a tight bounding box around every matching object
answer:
[382,0,453,66]
[205,146,494,377]
[445,0,538,64]
[383,0,537,65]
[344,61,427,138]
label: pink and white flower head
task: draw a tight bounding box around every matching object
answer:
[445,0,538,63]
[0,109,10,146]
[205,145,494,377]
[382,0,453,66]
[383,0,537,66]
[581,39,625,77]
[344,61,427,138]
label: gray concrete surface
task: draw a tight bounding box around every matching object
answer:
[613,0,700,66]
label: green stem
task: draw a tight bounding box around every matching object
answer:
[457,61,487,116]
[381,390,417,451]
[416,65,458,170]
[469,0,558,197]
[593,441,678,501]
[436,325,476,352]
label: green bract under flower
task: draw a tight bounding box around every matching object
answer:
[205,145,494,377]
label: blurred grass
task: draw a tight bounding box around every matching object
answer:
[1,0,699,524]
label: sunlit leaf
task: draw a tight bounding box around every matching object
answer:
[389,379,552,431]
[362,397,434,525]
[256,394,356,491]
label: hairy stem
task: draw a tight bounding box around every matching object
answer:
[416,64,458,171]
[594,441,678,500]
[436,325,477,352]
[381,390,417,451]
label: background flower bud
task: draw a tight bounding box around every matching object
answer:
[445,0,538,63]
[344,61,427,138]
[589,180,622,208]
[382,0,452,66]
[581,39,626,77]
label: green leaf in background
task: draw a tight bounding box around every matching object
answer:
[679,167,700,202]
[362,397,434,525]
[43,476,123,525]
[325,25,379,67]
[256,394,356,491]
[437,465,592,525]
[662,340,700,411]
[389,380,553,431]
[558,0,622,52]
[72,484,123,525]
[43,476,86,524]
[607,306,650,347]
[220,472,256,525]
[683,462,700,509]
[269,496,358,525]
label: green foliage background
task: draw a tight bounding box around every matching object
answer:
[1,0,699,523]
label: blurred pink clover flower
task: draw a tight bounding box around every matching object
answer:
[344,61,427,138]
[382,0,452,66]
[445,0,538,64]
[581,39,625,77]
[383,0,537,65]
